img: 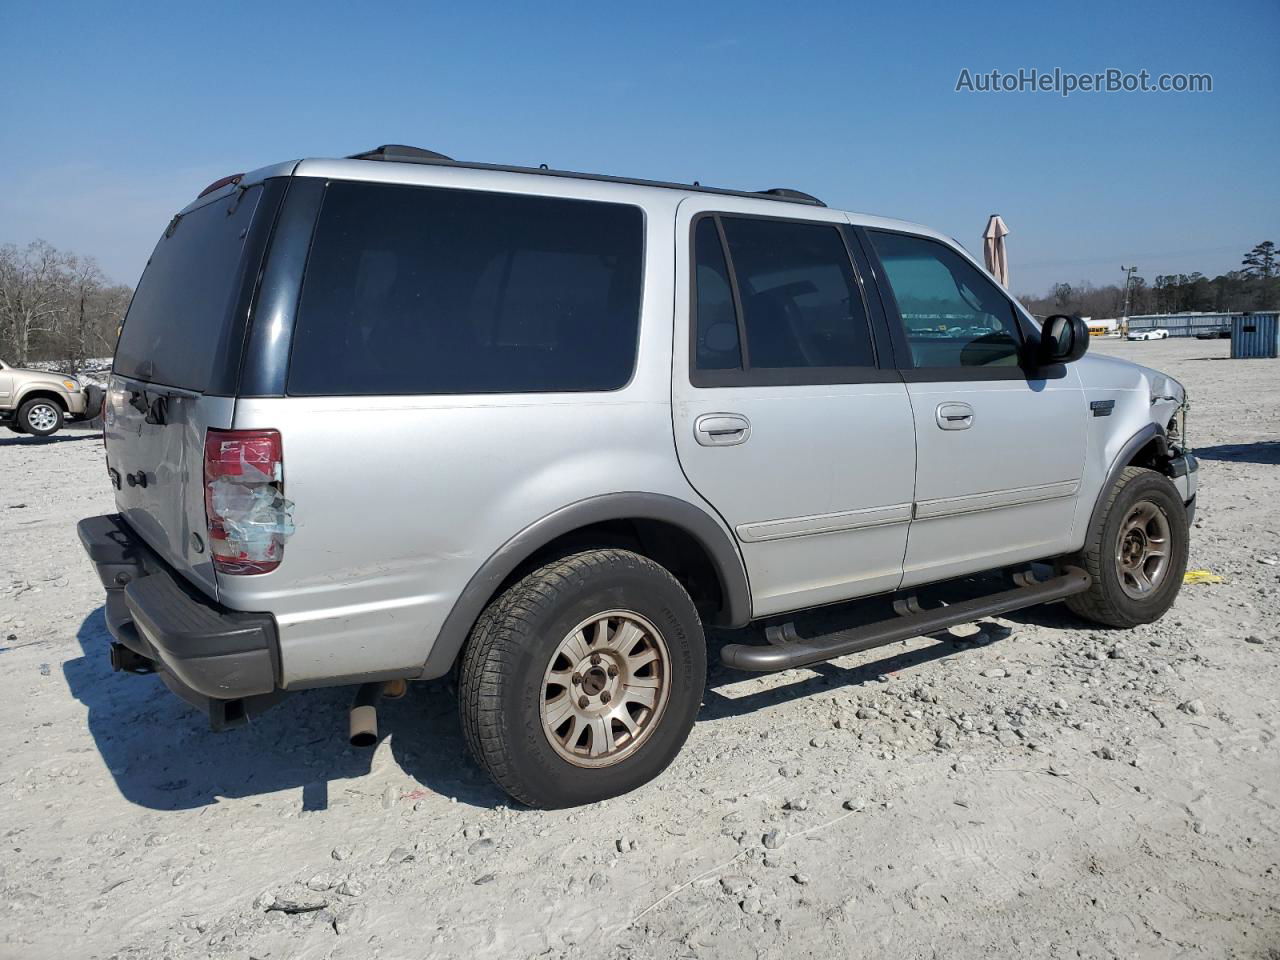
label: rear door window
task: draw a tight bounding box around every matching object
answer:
[114,186,264,392]
[692,217,742,371]
[690,214,878,386]
[287,182,644,396]
[723,217,875,370]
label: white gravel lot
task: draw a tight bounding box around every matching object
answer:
[1,338,1277,960]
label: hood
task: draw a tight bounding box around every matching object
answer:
[8,365,79,385]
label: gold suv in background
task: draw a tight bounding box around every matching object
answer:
[0,358,98,436]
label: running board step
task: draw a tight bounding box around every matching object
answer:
[720,567,1091,673]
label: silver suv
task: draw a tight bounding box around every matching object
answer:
[79,145,1197,807]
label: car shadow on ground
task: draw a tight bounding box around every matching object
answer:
[65,607,510,813]
[67,585,1051,814]
[0,430,102,447]
[1191,442,1280,465]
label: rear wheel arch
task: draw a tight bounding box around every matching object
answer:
[422,493,752,680]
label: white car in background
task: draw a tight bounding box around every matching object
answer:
[1128,328,1170,341]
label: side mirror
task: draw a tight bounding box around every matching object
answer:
[1038,314,1089,365]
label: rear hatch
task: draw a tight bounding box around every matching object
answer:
[105,181,278,599]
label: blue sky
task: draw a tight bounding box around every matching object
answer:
[1,0,1276,295]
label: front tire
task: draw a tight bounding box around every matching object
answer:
[459,549,705,808]
[17,398,63,436]
[1065,466,1189,628]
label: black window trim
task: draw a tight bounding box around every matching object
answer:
[279,177,650,398]
[856,225,1057,383]
[688,211,900,388]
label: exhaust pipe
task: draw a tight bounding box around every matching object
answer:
[349,682,383,748]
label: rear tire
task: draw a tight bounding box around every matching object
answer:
[459,548,705,808]
[1064,466,1189,628]
[17,398,63,437]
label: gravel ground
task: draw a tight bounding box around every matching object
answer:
[1,338,1277,959]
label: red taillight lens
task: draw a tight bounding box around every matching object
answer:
[203,429,293,575]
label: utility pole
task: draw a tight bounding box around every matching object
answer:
[1120,265,1138,337]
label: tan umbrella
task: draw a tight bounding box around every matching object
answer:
[983,214,1010,287]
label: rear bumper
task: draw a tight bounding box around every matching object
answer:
[78,514,282,721]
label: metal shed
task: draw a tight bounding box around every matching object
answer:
[1231,313,1280,359]
[1128,313,1235,337]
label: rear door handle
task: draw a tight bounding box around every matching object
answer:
[935,402,974,430]
[694,413,751,446]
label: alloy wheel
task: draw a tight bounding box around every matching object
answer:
[1115,500,1172,599]
[540,610,672,768]
[27,403,59,432]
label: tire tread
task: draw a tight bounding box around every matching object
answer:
[1065,466,1186,627]
[458,548,694,807]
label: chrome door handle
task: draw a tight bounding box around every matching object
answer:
[694,413,751,446]
[935,402,974,430]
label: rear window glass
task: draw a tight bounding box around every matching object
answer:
[287,182,644,396]
[114,186,262,392]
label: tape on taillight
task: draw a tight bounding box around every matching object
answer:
[203,429,294,575]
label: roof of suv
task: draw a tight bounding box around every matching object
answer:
[340,144,829,207]
[202,145,960,251]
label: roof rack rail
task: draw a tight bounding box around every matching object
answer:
[343,144,824,207]
[756,187,824,205]
[348,144,454,162]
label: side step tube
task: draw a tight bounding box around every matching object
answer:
[720,567,1091,673]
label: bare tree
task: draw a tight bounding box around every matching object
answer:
[0,240,71,365]
[57,255,128,372]
[0,240,129,368]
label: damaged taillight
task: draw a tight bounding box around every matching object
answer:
[203,429,295,575]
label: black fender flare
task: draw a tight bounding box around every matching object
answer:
[1084,423,1170,540]
[420,492,752,679]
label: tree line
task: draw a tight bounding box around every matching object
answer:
[1018,241,1278,319]
[0,240,133,371]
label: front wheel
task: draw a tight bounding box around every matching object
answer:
[17,398,63,436]
[1064,466,1189,628]
[459,549,705,808]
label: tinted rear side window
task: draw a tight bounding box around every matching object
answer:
[721,217,875,370]
[287,182,644,396]
[693,217,741,371]
[114,186,264,392]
